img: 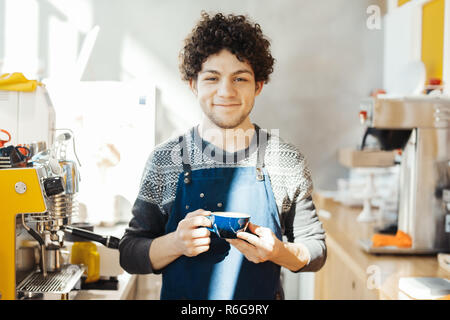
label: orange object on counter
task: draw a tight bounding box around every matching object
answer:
[372,230,412,248]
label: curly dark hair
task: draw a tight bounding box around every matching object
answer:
[179,12,275,83]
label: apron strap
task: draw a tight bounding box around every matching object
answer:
[179,127,269,182]
[179,135,192,184]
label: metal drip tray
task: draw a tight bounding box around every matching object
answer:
[17,264,85,295]
[358,239,442,255]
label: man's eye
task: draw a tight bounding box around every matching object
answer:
[204,77,218,81]
[235,78,248,82]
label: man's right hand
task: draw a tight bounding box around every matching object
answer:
[174,209,212,257]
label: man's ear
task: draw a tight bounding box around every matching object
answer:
[255,81,264,96]
[189,79,198,96]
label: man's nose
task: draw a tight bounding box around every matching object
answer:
[217,79,236,97]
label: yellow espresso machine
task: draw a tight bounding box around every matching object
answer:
[0,166,85,300]
[0,84,85,299]
[0,84,119,300]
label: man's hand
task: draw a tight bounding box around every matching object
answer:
[226,222,281,264]
[227,222,311,271]
[174,209,212,257]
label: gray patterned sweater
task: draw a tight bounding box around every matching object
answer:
[119,124,326,274]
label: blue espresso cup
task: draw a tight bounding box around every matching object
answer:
[206,212,251,239]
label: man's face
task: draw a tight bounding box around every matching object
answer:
[190,49,263,129]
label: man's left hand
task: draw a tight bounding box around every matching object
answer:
[226,222,280,264]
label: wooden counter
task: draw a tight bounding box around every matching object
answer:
[313,193,449,300]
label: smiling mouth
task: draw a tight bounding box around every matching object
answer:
[213,104,241,107]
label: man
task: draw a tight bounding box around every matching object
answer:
[119,12,326,300]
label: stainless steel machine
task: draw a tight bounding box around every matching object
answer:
[358,94,450,254]
[0,85,120,300]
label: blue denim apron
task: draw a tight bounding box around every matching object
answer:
[160,131,282,300]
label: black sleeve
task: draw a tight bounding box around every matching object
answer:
[118,150,168,274]
[119,198,168,274]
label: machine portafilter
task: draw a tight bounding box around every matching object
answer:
[62,226,120,249]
